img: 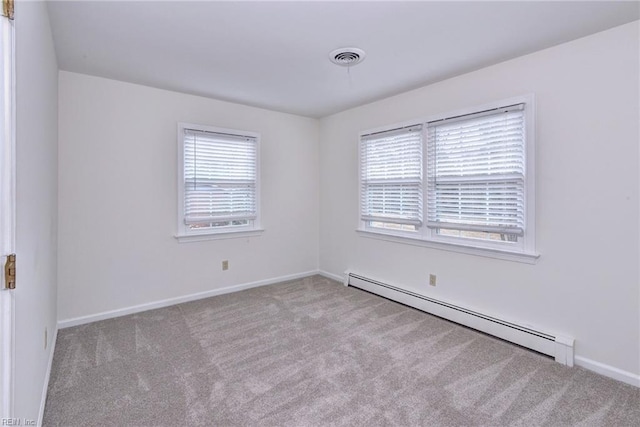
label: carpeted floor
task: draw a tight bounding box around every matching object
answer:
[43,275,639,426]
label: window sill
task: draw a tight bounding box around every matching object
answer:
[356,229,539,264]
[175,229,264,243]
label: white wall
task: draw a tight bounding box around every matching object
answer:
[14,0,58,421]
[319,22,640,378]
[58,72,319,321]
[56,20,639,383]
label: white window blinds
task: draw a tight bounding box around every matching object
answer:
[360,125,423,226]
[427,104,525,235]
[183,128,257,226]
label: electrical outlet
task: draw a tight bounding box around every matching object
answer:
[222,260,229,271]
[44,327,48,350]
[429,274,437,286]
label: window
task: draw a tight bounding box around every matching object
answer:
[177,123,261,240]
[427,104,525,242]
[360,125,423,232]
[358,96,536,262]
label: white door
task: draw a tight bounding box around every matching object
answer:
[0,0,15,419]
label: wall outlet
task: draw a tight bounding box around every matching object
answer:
[222,260,229,271]
[429,274,437,286]
[44,327,48,350]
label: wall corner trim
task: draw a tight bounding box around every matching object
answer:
[318,270,345,284]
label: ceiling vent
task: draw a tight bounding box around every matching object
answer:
[329,47,366,67]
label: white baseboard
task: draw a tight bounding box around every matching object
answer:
[57,270,319,329]
[38,325,58,426]
[318,270,345,284]
[574,356,640,388]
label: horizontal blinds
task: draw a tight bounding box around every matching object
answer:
[427,106,525,235]
[360,126,423,226]
[184,129,257,225]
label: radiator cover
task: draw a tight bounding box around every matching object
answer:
[345,272,574,366]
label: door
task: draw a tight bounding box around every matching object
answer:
[0,0,15,419]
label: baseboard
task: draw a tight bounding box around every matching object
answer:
[318,270,345,284]
[57,270,319,329]
[38,325,58,426]
[574,356,640,388]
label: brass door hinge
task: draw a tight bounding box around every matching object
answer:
[2,0,14,20]
[4,253,15,289]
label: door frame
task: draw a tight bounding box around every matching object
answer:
[0,6,15,418]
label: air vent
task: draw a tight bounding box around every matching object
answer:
[329,47,366,67]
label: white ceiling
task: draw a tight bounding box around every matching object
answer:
[47,1,639,118]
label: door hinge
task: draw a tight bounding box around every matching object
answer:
[4,253,15,289]
[2,0,14,20]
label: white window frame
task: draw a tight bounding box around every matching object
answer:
[359,124,424,230]
[176,122,263,243]
[358,119,427,241]
[358,95,538,263]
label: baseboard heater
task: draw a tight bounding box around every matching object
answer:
[345,272,574,366]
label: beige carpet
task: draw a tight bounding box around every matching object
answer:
[43,275,639,426]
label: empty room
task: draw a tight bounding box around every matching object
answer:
[0,0,638,426]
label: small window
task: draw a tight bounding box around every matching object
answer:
[177,123,260,238]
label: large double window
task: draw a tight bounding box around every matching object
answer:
[359,96,536,261]
[177,123,260,240]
